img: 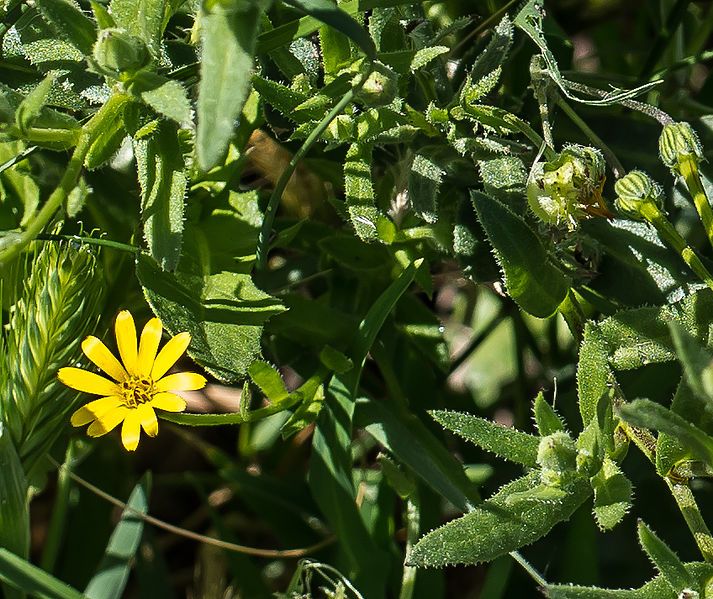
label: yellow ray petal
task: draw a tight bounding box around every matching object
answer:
[137,403,158,437]
[138,318,162,377]
[81,336,128,382]
[121,409,142,451]
[150,392,187,413]
[71,396,123,427]
[87,406,128,437]
[151,332,191,380]
[58,367,122,396]
[115,310,138,375]
[155,372,206,392]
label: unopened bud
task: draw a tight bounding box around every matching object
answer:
[614,170,663,220]
[659,122,704,175]
[537,431,577,488]
[527,144,608,228]
[92,28,150,77]
[355,61,399,107]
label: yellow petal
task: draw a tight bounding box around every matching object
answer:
[150,392,187,413]
[137,403,158,437]
[71,396,123,427]
[81,336,128,382]
[58,367,121,396]
[115,310,138,375]
[155,372,206,392]
[151,332,191,380]
[121,409,142,451]
[87,406,129,437]
[138,318,162,377]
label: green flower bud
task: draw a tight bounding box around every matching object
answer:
[527,144,608,229]
[614,170,663,221]
[355,62,399,107]
[324,114,354,143]
[92,28,150,77]
[537,431,578,489]
[659,122,704,174]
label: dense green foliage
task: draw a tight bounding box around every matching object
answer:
[3,0,713,596]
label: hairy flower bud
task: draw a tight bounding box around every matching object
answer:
[355,61,399,107]
[537,431,578,488]
[527,144,608,229]
[614,170,663,220]
[659,122,704,175]
[92,28,150,77]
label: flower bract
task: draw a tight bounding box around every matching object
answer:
[58,310,206,451]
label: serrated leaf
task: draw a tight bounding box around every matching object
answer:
[410,45,448,71]
[408,153,442,224]
[345,142,381,241]
[130,72,192,126]
[591,459,632,531]
[251,75,313,122]
[407,471,590,568]
[136,250,285,382]
[248,361,289,402]
[478,156,527,206]
[35,0,97,55]
[196,0,263,171]
[471,191,570,318]
[430,410,539,468]
[84,476,151,599]
[470,15,512,82]
[533,391,566,436]
[134,121,186,271]
[637,520,694,595]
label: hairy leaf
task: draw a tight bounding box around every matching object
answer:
[591,459,632,531]
[637,521,694,595]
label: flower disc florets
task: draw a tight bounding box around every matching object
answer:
[527,144,608,229]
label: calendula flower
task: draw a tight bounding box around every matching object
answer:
[58,310,206,451]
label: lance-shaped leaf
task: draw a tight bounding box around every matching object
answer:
[471,191,570,318]
[35,0,96,55]
[248,361,289,403]
[669,321,713,406]
[0,549,83,599]
[637,520,695,595]
[196,0,263,171]
[591,459,632,531]
[470,15,512,82]
[407,471,590,568]
[134,121,187,272]
[430,410,539,468]
[84,476,151,599]
[620,399,713,469]
[129,72,192,126]
[345,142,382,241]
[577,323,613,426]
[0,424,29,569]
[408,153,443,224]
[15,74,55,135]
[533,391,566,436]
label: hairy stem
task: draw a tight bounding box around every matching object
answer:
[679,155,713,251]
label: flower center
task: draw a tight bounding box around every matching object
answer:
[120,376,155,408]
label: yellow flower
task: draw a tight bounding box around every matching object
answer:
[58,310,206,451]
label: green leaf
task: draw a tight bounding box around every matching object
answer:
[345,142,381,241]
[430,410,539,468]
[281,384,325,439]
[0,424,29,564]
[470,15,513,82]
[637,520,694,595]
[130,72,192,126]
[591,459,632,531]
[410,46,448,71]
[620,399,713,469]
[283,0,376,60]
[196,0,263,171]
[109,0,168,56]
[471,191,570,318]
[84,475,151,599]
[136,251,285,382]
[15,74,56,135]
[408,153,443,224]
[85,102,128,170]
[319,345,354,374]
[248,361,289,402]
[533,391,566,436]
[577,323,614,426]
[0,549,84,599]
[35,0,97,55]
[669,321,713,406]
[134,121,187,271]
[407,471,590,568]
[356,398,478,512]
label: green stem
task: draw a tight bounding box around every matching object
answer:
[510,550,547,588]
[255,61,375,270]
[558,289,586,342]
[641,0,692,78]
[667,481,713,563]
[399,493,420,599]
[40,442,75,573]
[679,155,713,250]
[0,93,131,267]
[555,98,625,179]
[640,201,713,291]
